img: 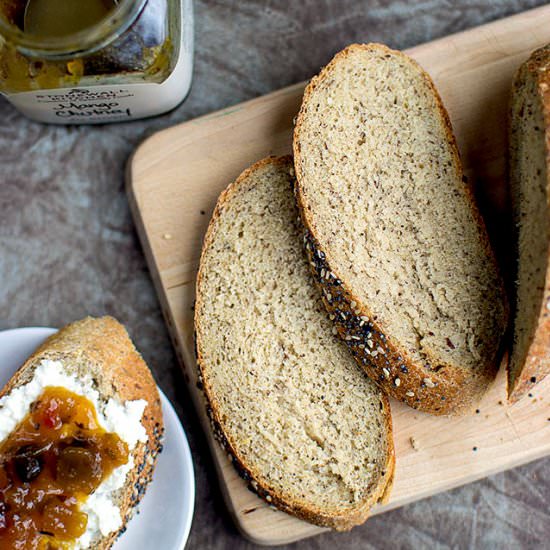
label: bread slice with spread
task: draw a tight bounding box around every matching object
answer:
[508,45,550,402]
[0,316,163,549]
[293,44,508,415]
[195,156,394,531]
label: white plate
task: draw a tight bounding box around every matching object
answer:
[0,327,195,550]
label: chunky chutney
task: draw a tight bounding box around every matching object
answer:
[0,386,129,548]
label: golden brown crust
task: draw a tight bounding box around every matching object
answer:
[508,46,550,403]
[0,316,163,550]
[194,156,395,530]
[293,43,508,416]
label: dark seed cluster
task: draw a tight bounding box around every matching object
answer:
[303,229,449,412]
[127,423,165,527]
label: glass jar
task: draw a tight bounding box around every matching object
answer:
[0,0,193,123]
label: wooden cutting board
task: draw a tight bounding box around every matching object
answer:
[127,6,550,546]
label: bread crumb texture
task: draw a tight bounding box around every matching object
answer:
[294,44,508,414]
[195,157,394,530]
[508,45,550,401]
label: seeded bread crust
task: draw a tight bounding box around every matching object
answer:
[0,316,164,550]
[195,156,395,531]
[293,43,508,416]
[301,230,490,415]
[508,46,550,402]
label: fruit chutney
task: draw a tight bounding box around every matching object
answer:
[0,386,129,548]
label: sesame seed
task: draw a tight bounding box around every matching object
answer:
[371,350,378,357]
[351,335,361,340]
[423,378,435,388]
[394,377,401,387]
[345,335,352,341]
[377,346,385,355]
[350,301,357,308]
[383,368,390,379]
[321,268,326,278]
[329,314,336,321]
[359,320,365,327]
[265,495,273,502]
[367,339,374,348]
[326,293,332,301]
[406,391,415,397]
[332,327,338,335]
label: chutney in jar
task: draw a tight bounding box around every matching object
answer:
[0,0,193,123]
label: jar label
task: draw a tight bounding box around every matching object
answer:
[5,46,193,124]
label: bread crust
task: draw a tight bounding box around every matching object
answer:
[293,43,508,416]
[0,316,164,550]
[508,46,550,403]
[194,156,395,530]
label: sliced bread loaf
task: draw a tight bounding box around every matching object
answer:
[293,44,508,415]
[508,46,550,402]
[194,156,394,530]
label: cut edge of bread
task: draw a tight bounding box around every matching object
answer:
[0,316,164,550]
[194,156,395,531]
[508,46,550,403]
[293,43,508,416]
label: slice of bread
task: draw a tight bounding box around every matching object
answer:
[293,44,508,415]
[0,316,163,550]
[508,46,550,402]
[194,156,394,530]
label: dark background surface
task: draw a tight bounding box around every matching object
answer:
[1,1,550,548]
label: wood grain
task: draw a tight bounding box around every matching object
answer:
[127,5,550,545]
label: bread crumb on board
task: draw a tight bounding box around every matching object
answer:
[410,436,420,451]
